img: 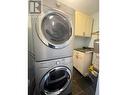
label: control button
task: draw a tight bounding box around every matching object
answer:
[56,61,60,65]
[56,2,61,8]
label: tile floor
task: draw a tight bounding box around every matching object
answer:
[72,67,98,95]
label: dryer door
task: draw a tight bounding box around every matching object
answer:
[37,11,72,49]
[40,67,71,95]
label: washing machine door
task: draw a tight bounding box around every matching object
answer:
[37,11,72,49]
[39,67,71,95]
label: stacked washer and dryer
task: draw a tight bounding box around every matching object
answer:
[31,0,74,95]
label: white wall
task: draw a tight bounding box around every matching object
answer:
[57,0,99,15]
[92,12,99,32]
[89,12,99,47]
[74,36,91,49]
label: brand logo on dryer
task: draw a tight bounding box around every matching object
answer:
[29,0,41,14]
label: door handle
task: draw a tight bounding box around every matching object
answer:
[46,72,68,85]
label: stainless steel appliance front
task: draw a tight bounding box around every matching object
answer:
[39,67,71,95]
[36,11,72,49]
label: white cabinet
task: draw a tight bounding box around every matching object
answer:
[73,50,93,77]
[75,11,93,37]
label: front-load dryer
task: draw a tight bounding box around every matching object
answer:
[32,1,74,61]
[34,57,73,95]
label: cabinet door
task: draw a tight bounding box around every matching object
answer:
[85,16,93,37]
[73,51,79,69]
[82,14,87,36]
[77,52,85,73]
[73,51,92,76]
[75,11,84,36]
[75,11,93,37]
[79,53,90,76]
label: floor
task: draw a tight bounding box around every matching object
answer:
[72,67,98,95]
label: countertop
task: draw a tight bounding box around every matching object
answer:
[74,47,94,53]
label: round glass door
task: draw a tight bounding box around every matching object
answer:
[41,12,72,45]
[40,67,71,95]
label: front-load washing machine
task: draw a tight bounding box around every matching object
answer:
[32,0,75,61]
[34,57,73,95]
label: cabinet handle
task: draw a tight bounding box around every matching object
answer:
[76,54,78,59]
[83,32,85,36]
